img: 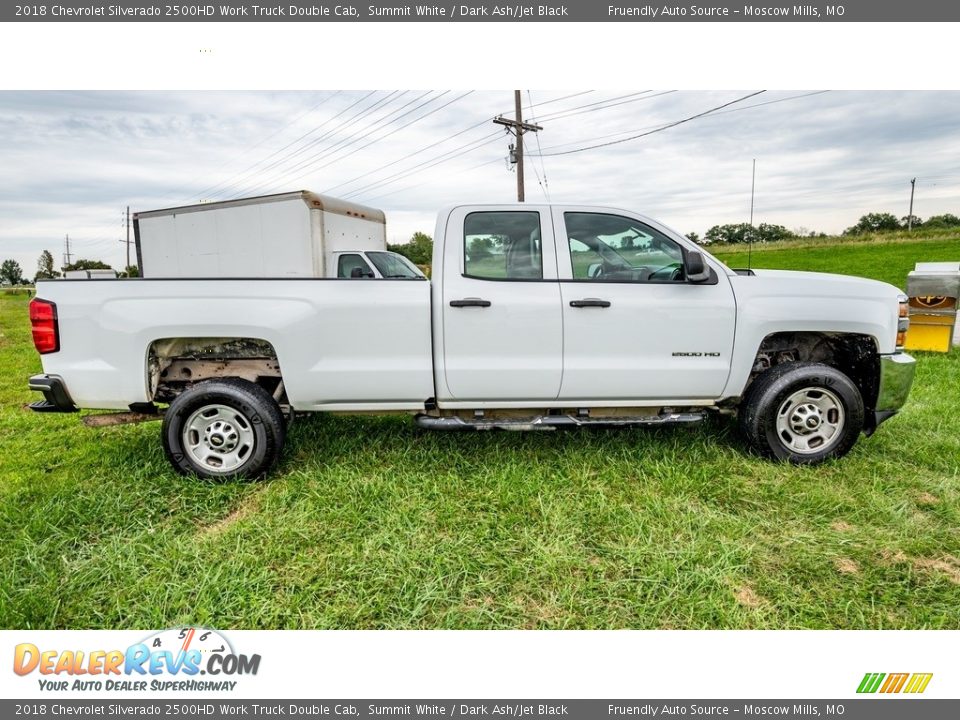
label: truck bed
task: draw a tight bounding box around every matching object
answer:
[34,278,434,411]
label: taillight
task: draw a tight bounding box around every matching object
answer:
[29,298,59,354]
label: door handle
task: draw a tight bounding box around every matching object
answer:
[450,298,492,308]
[569,298,611,308]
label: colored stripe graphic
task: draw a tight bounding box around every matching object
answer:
[857,672,932,694]
[880,673,909,693]
[857,673,885,693]
[904,673,934,694]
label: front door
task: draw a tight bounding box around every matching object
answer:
[553,208,736,402]
[440,206,563,401]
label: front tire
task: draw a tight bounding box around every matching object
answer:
[162,378,285,480]
[739,362,864,464]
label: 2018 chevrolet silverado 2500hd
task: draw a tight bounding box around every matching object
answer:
[28,203,917,479]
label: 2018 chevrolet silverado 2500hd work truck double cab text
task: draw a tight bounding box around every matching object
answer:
[28,202,917,479]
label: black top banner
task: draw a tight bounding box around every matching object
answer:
[4,0,958,22]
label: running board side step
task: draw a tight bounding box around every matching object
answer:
[415,411,707,431]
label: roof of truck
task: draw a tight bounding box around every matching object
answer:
[133,191,385,223]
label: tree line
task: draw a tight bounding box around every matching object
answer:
[0,250,139,285]
[5,210,958,286]
[691,211,960,245]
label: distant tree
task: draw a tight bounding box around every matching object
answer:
[119,265,140,278]
[704,223,792,244]
[35,250,57,281]
[901,215,923,228]
[756,223,793,243]
[63,259,112,272]
[843,212,901,235]
[387,231,433,266]
[705,223,753,245]
[685,231,701,244]
[1,259,24,285]
[924,213,960,228]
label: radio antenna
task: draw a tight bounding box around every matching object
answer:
[748,158,756,272]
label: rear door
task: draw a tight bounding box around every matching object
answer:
[553,207,736,401]
[440,206,563,401]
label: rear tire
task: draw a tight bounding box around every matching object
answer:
[739,362,864,464]
[162,378,285,480]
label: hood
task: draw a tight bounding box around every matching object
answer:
[743,268,904,300]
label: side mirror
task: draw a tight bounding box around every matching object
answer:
[587,262,603,279]
[684,251,711,283]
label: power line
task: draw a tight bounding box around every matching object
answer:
[535,90,829,155]
[323,91,595,197]
[343,132,503,201]
[208,90,390,199]
[256,91,475,196]
[531,91,767,157]
[220,90,411,199]
[234,90,432,192]
[526,90,550,202]
[189,91,341,200]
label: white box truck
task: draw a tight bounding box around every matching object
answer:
[134,191,414,279]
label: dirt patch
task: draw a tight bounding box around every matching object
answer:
[878,549,960,584]
[835,558,859,575]
[830,520,853,532]
[879,548,909,565]
[916,492,940,506]
[912,556,960,585]
[735,584,764,609]
[198,493,264,538]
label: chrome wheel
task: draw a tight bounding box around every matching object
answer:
[775,387,845,455]
[182,404,255,474]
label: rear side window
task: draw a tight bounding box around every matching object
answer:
[338,254,374,278]
[464,211,542,280]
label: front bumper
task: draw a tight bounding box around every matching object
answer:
[28,374,78,413]
[869,352,916,431]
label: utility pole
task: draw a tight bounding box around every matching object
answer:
[123,206,131,270]
[493,90,542,202]
[908,178,916,231]
[63,234,73,270]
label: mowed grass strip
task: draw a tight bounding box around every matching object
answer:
[1,237,959,629]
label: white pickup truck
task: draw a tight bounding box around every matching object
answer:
[28,203,917,478]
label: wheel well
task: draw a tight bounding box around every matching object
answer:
[746,332,880,414]
[147,337,285,405]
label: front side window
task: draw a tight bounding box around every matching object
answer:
[564,212,685,283]
[464,211,543,280]
[337,253,374,278]
[367,251,425,279]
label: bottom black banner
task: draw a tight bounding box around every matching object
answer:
[3,700,957,720]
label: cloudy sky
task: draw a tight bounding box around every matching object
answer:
[1,89,959,274]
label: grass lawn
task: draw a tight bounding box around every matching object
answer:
[1,237,959,629]
[711,228,960,289]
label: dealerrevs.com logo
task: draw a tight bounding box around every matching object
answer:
[13,628,260,692]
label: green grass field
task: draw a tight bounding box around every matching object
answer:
[1,233,959,629]
[711,228,960,289]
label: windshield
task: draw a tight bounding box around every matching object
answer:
[366,251,426,279]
